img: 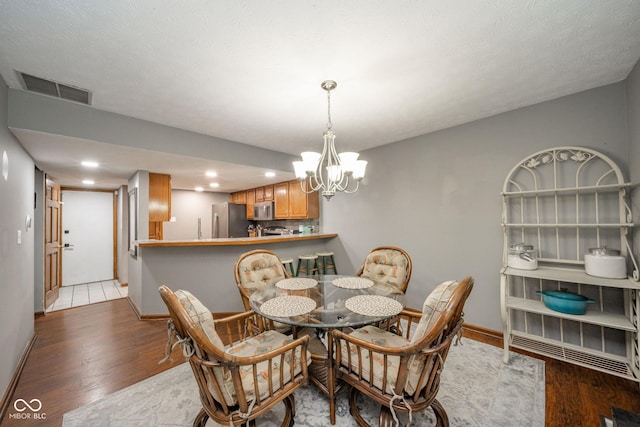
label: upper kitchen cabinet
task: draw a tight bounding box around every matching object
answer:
[255,185,274,202]
[274,180,319,219]
[263,185,274,201]
[148,173,171,222]
[231,191,246,204]
[246,188,255,219]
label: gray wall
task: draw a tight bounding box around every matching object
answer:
[323,82,630,331]
[7,89,297,172]
[163,190,230,240]
[137,238,337,315]
[127,171,148,313]
[33,169,44,311]
[116,185,129,285]
[0,77,35,403]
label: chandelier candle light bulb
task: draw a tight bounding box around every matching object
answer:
[293,80,367,200]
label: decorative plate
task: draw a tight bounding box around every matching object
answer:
[275,277,318,290]
[332,277,374,289]
[259,296,316,317]
[345,295,403,317]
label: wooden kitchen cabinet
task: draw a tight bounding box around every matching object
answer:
[255,186,264,202]
[274,182,289,218]
[263,184,274,201]
[148,172,171,240]
[255,185,274,202]
[148,173,171,222]
[246,188,255,219]
[231,191,246,204]
[274,180,319,219]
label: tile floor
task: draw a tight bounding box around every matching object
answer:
[46,280,128,312]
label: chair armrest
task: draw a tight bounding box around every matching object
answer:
[212,311,273,345]
[224,333,310,366]
[331,328,422,356]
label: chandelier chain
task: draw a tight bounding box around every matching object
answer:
[326,85,333,130]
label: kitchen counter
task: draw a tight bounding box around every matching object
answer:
[136,232,337,247]
[128,232,340,318]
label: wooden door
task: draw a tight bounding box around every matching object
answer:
[44,179,62,309]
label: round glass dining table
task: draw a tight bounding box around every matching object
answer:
[249,274,406,425]
[248,274,406,329]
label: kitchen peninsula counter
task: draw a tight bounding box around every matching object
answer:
[136,232,338,247]
[129,232,340,318]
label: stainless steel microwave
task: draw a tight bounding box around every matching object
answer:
[253,201,274,220]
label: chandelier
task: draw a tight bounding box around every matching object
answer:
[293,80,367,200]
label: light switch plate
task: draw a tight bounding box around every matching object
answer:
[17,230,21,245]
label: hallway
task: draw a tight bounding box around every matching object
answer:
[46,280,128,312]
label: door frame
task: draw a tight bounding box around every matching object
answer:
[58,187,118,286]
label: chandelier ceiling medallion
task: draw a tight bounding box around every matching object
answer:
[293,80,367,201]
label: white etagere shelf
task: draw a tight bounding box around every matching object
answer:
[502,265,640,289]
[500,146,639,383]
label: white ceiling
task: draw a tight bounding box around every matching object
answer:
[1,1,639,191]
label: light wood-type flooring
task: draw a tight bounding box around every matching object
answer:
[1,298,639,426]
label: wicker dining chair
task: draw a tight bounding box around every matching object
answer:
[234,249,291,310]
[330,276,473,427]
[356,246,412,292]
[158,285,310,427]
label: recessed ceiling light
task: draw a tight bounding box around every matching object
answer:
[265,172,276,178]
[81,160,99,168]
[82,179,94,185]
[209,182,220,188]
[206,171,217,177]
[195,186,204,192]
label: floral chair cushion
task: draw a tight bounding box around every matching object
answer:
[340,280,461,396]
[410,280,459,344]
[360,249,409,290]
[237,252,291,333]
[226,330,311,402]
[175,289,225,349]
[204,330,309,405]
[340,325,425,395]
[237,252,287,292]
[175,290,234,404]
[175,289,310,406]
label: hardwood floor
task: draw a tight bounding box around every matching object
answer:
[1,299,182,427]
[2,298,639,426]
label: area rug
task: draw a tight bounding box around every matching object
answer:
[62,339,545,426]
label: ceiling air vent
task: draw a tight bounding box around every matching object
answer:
[18,72,91,105]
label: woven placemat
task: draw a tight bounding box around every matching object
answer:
[275,278,318,290]
[332,277,374,289]
[345,295,403,317]
[259,296,316,317]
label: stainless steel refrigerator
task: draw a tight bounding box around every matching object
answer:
[211,203,250,238]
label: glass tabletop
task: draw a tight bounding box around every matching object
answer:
[248,275,406,329]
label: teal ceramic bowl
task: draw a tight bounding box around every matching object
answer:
[535,289,595,315]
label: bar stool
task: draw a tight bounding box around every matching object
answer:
[316,251,337,274]
[297,254,319,276]
[280,258,296,277]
